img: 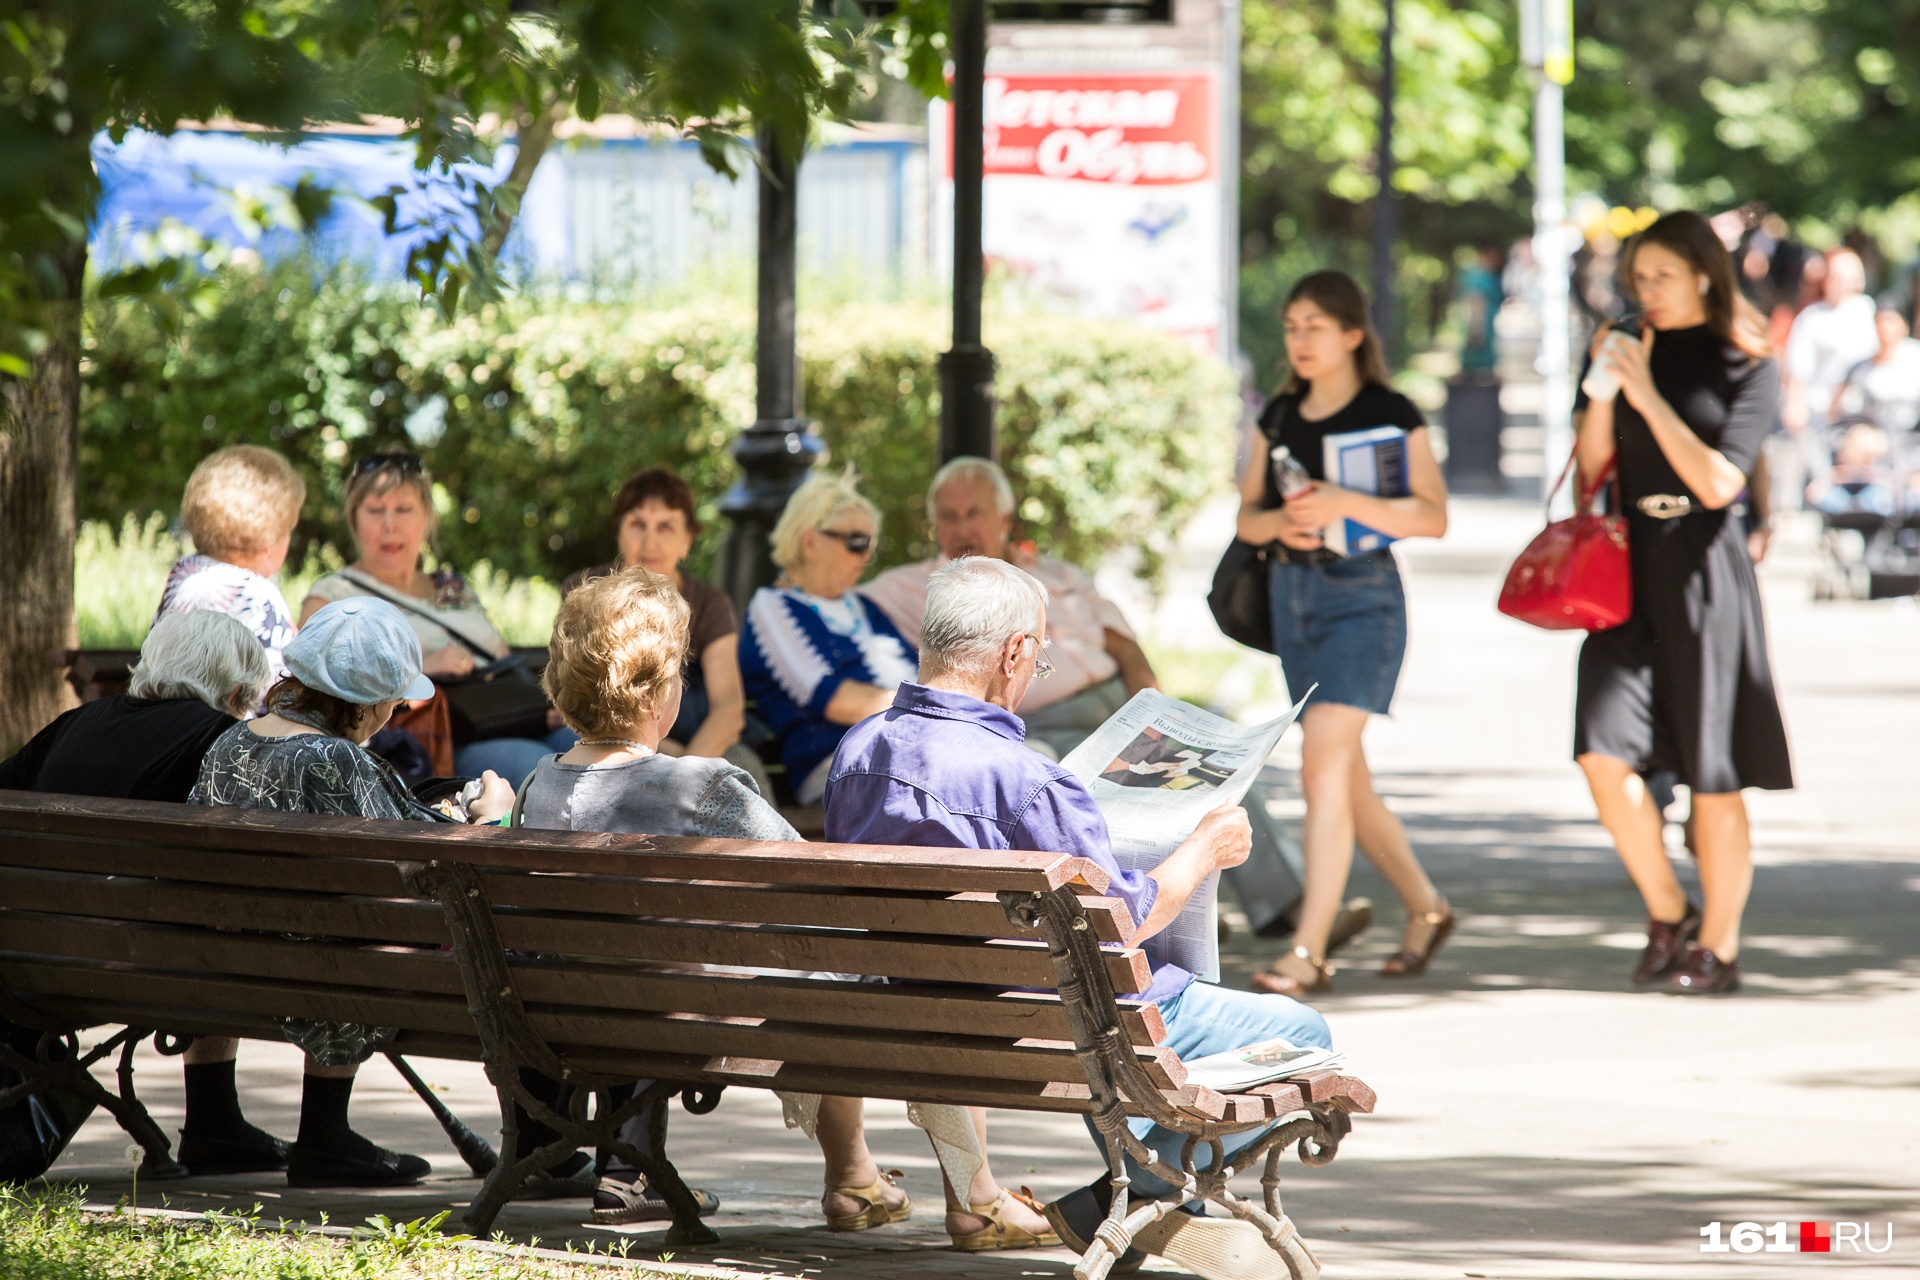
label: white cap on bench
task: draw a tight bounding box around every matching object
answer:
[286,597,436,704]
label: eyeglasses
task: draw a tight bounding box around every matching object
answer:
[818,528,874,555]
[1023,634,1055,679]
[353,451,425,478]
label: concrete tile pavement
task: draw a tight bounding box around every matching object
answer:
[38,499,1920,1277]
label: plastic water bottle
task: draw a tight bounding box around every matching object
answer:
[1580,329,1639,402]
[1270,445,1314,500]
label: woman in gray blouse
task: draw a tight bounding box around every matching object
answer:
[191,597,513,1187]
[522,568,911,1232]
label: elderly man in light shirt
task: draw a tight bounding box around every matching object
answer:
[861,457,1159,760]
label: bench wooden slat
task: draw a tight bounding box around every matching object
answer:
[0,834,1136,944]
[0,868,1151,993]
[0,793,1113,894]
[0,913,1167,1045]
[7,961,1181,1087]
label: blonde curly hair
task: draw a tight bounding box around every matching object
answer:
[542,566,691,738]
[181,445,306,556]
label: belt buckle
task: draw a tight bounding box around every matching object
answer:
[1637,494,1692,519]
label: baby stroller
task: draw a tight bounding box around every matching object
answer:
[1809,417,1904,600]
[1804,418,1920,602]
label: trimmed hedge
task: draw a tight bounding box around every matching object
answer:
[81,263,1238,585]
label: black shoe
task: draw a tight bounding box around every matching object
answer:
[1666,945,1741,996]
[178,1124,290,1176]
[287,1137,431,1188]
[510,1151,596,1201]
[1632,900,1702,985]
[1042,1183,1148,1274]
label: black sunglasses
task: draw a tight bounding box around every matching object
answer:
[817,528,874,555]
[353,451,425,478]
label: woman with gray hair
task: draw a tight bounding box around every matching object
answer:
[1,610,270,801]
[0,610,285,1177]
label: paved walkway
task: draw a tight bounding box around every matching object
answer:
[44,499,1920,1277]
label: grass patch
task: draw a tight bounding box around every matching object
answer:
[0,1187,714,1279]
[1141,642,1285,717]
[73,518,560,649]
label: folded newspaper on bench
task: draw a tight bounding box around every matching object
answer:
[1181,1037,1349,1093]
[1059,689,1309,983]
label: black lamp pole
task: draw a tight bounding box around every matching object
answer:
[717,124,823,615]
[1370,0,1397,358]
[939,0,995,462]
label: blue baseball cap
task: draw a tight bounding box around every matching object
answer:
[285,597,436,703]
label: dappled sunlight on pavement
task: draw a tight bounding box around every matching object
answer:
[39,500,1920,1276]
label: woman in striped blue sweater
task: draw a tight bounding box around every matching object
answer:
[741,470,918,805]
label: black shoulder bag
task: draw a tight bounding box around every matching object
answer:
[1207,400,1286,652]
[337,569,551,744]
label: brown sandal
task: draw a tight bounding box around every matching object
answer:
[1250,946,1332,998]
[1380,901,1455,977]
[824,1169,912,1231]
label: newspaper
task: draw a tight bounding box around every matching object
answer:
[1059,689,1309,983]
[1181,1037,1349,1093]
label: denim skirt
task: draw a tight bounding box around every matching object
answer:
[1267,551,1408,715]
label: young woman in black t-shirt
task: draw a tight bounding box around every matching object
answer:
[1234,270,1453,999]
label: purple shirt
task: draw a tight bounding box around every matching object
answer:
[823,682,1194,1005]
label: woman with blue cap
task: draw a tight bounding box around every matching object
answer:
[191,596,514,1186]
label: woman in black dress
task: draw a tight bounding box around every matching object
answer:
[1575,211,1793,997]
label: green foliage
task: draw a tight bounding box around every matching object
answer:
[79,262,1239,596]
[1567,0,1920,225]
[0,1187,700,1279]
[1238,0,1533,379]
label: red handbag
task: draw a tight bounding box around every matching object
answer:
[1497,453,1632,631]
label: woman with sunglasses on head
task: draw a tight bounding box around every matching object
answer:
[1573,211,1792,997]
[300,451,569,785]
[740,469,917,806]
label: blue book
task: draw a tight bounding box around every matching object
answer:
[1321,426,1409,556]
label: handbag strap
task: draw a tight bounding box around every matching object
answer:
[337,567,501,663]
[1547,451,1618,514]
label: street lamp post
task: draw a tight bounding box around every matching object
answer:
[1370,0,1397,355]
[1521,0,1575,507]
[717,126,824,615]
[939,0,996,463]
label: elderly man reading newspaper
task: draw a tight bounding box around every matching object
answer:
[824,556,1331,1280]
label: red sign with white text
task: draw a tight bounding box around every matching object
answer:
[949,73,1217,186]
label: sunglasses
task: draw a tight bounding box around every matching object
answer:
[817,528,874,555]
[353,451,425,478]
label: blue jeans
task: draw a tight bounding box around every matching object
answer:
[1081,979,1331,1200]
[1268,552,1407,715]
[454,726,577,788]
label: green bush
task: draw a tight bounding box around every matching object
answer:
[81,262,1239,588]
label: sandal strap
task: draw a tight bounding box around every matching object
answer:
[830,1168,903,1204]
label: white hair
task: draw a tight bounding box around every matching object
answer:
[928,456,1015,519]
[130,610,273,717]
[921,556,1049,679]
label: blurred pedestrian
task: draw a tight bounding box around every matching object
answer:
[1831,303,1920,435]
[1236,270,1454,1000]
[1574,210,1794,997]
[1783,248,1877,436]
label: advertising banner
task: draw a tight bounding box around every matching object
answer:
[935,69,1225,354]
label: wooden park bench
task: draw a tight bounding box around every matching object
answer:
[0,791,1373,1280]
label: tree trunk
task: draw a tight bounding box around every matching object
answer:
[479,100,567,264]
[0,238,85,753]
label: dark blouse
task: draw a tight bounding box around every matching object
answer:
[0,696,234,803]
[1576,323,1777,508]
[1256,382,1427,509]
